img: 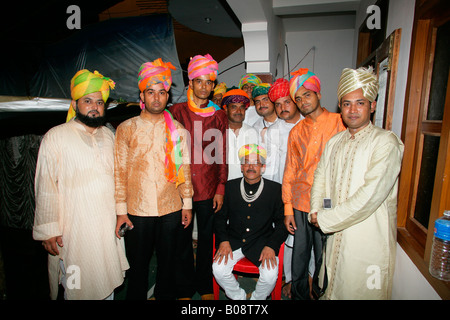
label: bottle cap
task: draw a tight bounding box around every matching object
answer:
[435,213,450,241]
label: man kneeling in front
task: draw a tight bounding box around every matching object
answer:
[213,144,288,300]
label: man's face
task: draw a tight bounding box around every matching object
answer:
[241,153,265,182]
[253,94,275,117]
[140,83,169,115]
[274,96,298,121]
[294,86,322,117]
[339,88,376,134]
[74,91,106,128]
[224,102,246,125]
[212,93,223,107]
[189,74,215,100]
[241,83,256,99]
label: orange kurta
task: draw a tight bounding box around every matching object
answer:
[282,109,345,215]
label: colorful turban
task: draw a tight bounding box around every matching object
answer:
[268,78,290,102]
[252,83,271,99]
[138,58,176,93]
[67,69,115,122]
[238,74,262,89]
[337,66,379,102]
[188,54,218,81]
[289,68,321,101]
[221,89,250,108]
[213,82,227,96]
[238,144,267,162]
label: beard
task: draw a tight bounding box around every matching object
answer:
[75,108,106,128]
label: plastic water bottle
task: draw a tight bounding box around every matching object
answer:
[429,210,450,281]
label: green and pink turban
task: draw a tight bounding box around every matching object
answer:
[238,74,262,89]
[252,83,271,99]
[289,68,321,101]
[67,69,115,122]
[187,54,218,81]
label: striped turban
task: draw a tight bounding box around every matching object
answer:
[337,66,379,102]
[268,78,290,102]
[213,82,227,96]
[289,68,321,101]
[221,89,250,108]
[188,54,218,81]
[238,74,262,89]
[67,69,115,122]
[252,83,271,99]
[238,144,267,163]
[138,58,176,92]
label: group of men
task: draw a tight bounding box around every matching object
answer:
[33,52,404,301]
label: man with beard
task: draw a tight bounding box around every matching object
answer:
[213,144,287,300]
[222,89,259,180]
[170,54,228,300]
[33,69,129,300]
[114,59,193,300]
[282,68,345,300]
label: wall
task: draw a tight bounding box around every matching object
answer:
[284,27,355,113]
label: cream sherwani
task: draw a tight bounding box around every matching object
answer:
[33,119,129,300]
[309,122,404,300]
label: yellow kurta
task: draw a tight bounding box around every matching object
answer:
[309,122,404,300]
[33,119,129,300]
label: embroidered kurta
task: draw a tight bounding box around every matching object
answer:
[282,109,345,215]
[33,119,129,300]
[227,123,259,180]
[114,111,193,217]
[309,122,404,299]
[170,102,228,201]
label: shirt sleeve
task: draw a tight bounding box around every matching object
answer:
[114,123,130,216]
[33,133,62,241]
[215,112,228,196]
[177,123,194,210]
[316,134,404,234]
[282,128,300,216]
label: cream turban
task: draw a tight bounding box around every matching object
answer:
[337,66,379,102]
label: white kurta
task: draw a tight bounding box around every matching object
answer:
[33,119,129,300]
[309,122,404,300]
[243,105,261,127]
[264,117,301,183]
[227,123,259,180]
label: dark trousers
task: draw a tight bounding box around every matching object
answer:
[175,199,214,298]
[291,209,324,300]
[124,211,181,300]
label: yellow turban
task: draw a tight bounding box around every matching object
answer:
[213,82,227,96]
[67,69,115,122]
[337,66,379,103]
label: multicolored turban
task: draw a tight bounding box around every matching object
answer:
[187,54,218,81]
[67,69,115,122]
[221,89,250,108]
[337,66,379,102]
[252,83,271,99]
[238,144,267,163]
[213,82,227,96]
[238,74,262,89]
[289,68,321,101]
[138,58,176,93]
[268,78,290,102]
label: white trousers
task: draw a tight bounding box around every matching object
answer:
[212,248,278,300]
